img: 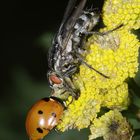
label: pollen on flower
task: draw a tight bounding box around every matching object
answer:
[102,0,140,30]
[101,82,130,110]
[55,0,139,138]
[57,24,139,133]
[57,85,103,131]
[80,29,139,89]
[89,110,133,140]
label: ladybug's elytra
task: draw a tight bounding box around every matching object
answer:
[25,97,64,140]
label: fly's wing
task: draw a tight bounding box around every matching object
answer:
[54,0,87,45]
[49,0,78,68]
[57,0,78,36]
[61,0,87,48]
[48,0,87,68]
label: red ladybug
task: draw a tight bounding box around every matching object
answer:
[25,97,64,140]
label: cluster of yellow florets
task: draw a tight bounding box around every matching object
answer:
[102,0,140,30]
[57,0,140,139]
[101,82,130,110]
[89,110,133,140]
[81,29,139,89]
[57,84,102,131]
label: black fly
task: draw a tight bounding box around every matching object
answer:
[47,0,117,99]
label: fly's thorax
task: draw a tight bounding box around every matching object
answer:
[50,11,99,79]
[47,3,100,101]
[73,11,99,36]
[54,49,78,75]
[71,11,99,46]
[85,11,99,31]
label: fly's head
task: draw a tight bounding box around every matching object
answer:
[48,70,79,100]
[48,71,64,89]
[48,71,73,100]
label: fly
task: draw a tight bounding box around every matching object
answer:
[47,0,121,99]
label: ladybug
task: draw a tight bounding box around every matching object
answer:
[25,97,64,140]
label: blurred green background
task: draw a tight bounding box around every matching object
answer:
[2,0,140,140]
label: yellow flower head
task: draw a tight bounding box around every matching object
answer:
[57,82,130,131]
[89,110,133,140]
[56,0,139,138]
[102,0,140,30]
[57,86,102,131]
[81,28,139,89]
[101,82,130,110]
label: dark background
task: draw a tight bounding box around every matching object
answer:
[1,0,140,140]
[2,0,92,140]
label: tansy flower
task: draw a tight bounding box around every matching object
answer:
[57,82,130,131]
[57,86,102,131]
[56,0,140,139]
[101,82,130,110]
[89,110,133,140]
[81,29,139,89]
[102,0,140,30]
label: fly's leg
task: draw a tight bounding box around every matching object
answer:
[74,24,123,78]
[61,62,80,99]
[63,76,80,100]
[82,24,123,36]
[63,65,78,77]
[72,44,109,78]
[75,53,109,78]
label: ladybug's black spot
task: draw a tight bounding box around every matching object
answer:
[51,112,56,117]
[42,98,50,102]
[38,110,43,114]
[36,128,43,133]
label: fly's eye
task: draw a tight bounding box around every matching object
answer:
[49,74,62,85]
